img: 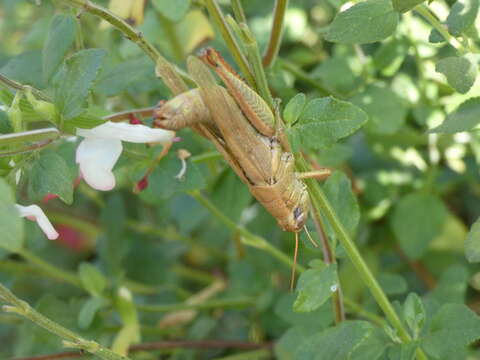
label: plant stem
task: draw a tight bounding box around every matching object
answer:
[312,212,345,323]
[238,24,275,108]
[16,249,82,287]
[296,158,428,360]
[58,0,189,95]
[263,0,288,67]
[278,59,331,96]
[0,74,50,101]
[414,4,463,51]
[202,0,256,88]
[230,0,247,24]
[0,283,129,360]
[137,297,254,312]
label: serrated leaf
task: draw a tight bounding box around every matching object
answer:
[390,193,448,259]
[325,0,399,44]
[294,264,338,313]
[78,262,107,297]
[350,84,407,134]
[430,97,480,133]
[43,14,76,82]
[465,217,480,262]
[0,178,23,252]
[393,0,426,13]
[55,48,106,120]
[423,304,480,358]
[27,152,74,204]
[284,93,307,126]
[403,293,426,338]
[287,97,367,151]
[435,55,477,94]
[296,321,374,360]
[152,0,190,22]
[323,171,360,236]
[447,0,479,36]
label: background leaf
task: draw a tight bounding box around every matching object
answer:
[465,217,480,262]
[55,48,106,120]
[325,0,399,44]
[435,55,477,94]
[0,178,23,252]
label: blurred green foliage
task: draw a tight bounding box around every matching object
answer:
[1,0,480,359]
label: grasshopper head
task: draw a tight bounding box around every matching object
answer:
[279,194,309,233]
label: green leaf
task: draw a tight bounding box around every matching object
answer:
[435,55,477,94]
[62,111,105,134]
[95,57,154,97]
[392,0,426,13]
[42,14,76,82]
[152,0,190,22]
[386,343,417,360]
[429,265,468,304]
[275,326,319,360]
[55,48,106,120]
[423,304,480,358]
[465,217,480,262]
[287,97,367,151]
[293,264,338,313]
[0,178,23,252]
[139,152,206,202]
[429,28,445,43]
[350,327,390,360]
[373,37,409,76]
[403,293,426,338]
[284,93,307,126]
[377,272,408,295]
[211,169,252,222]
[325,0,399,44]
[1,51,46,89]
[447,0,479,36]
[296,321,374,360]
[323,171,360,236]
[350,84,407,134]
[390,193,448,259]
[78,262,107,297]
[78,297,107,330]
[430,97,480,133]
[27,152,74,205]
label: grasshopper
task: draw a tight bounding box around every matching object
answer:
[154,48,328,287]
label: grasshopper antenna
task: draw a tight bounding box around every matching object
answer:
[290,232,299,291]
[304,225,318,248]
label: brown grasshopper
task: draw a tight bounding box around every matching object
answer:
[154,48,329,287]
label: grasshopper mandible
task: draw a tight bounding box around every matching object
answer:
[154,48,328,286]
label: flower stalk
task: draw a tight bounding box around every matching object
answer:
[0,282,130,360]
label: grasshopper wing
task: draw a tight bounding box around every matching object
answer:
[187,56,272,186]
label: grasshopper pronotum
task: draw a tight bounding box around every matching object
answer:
[155,48,329,287]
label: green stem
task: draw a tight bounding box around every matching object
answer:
[0,74,50,101]
[58,0,189,95]
[230,0,247,24]
[278,59,332,97]
[414,4,463,51]
[137,297,254,312]
[16,249,82,288]
[0,283,129,360]
[263,0,288,67]
[296,158,428,360]
[238,24,275,108]
[203,0,256,88]
[0,128,60,147]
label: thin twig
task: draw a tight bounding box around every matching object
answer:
[11,340,273,360]
[0,74,51,101]
[262,0,288,67]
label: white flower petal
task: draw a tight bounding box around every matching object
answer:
[15,204,59,240]
[76,138,122,191]
[77,121,175,144]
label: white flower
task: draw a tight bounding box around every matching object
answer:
[76,121,175,191]
[15,204,59,240]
